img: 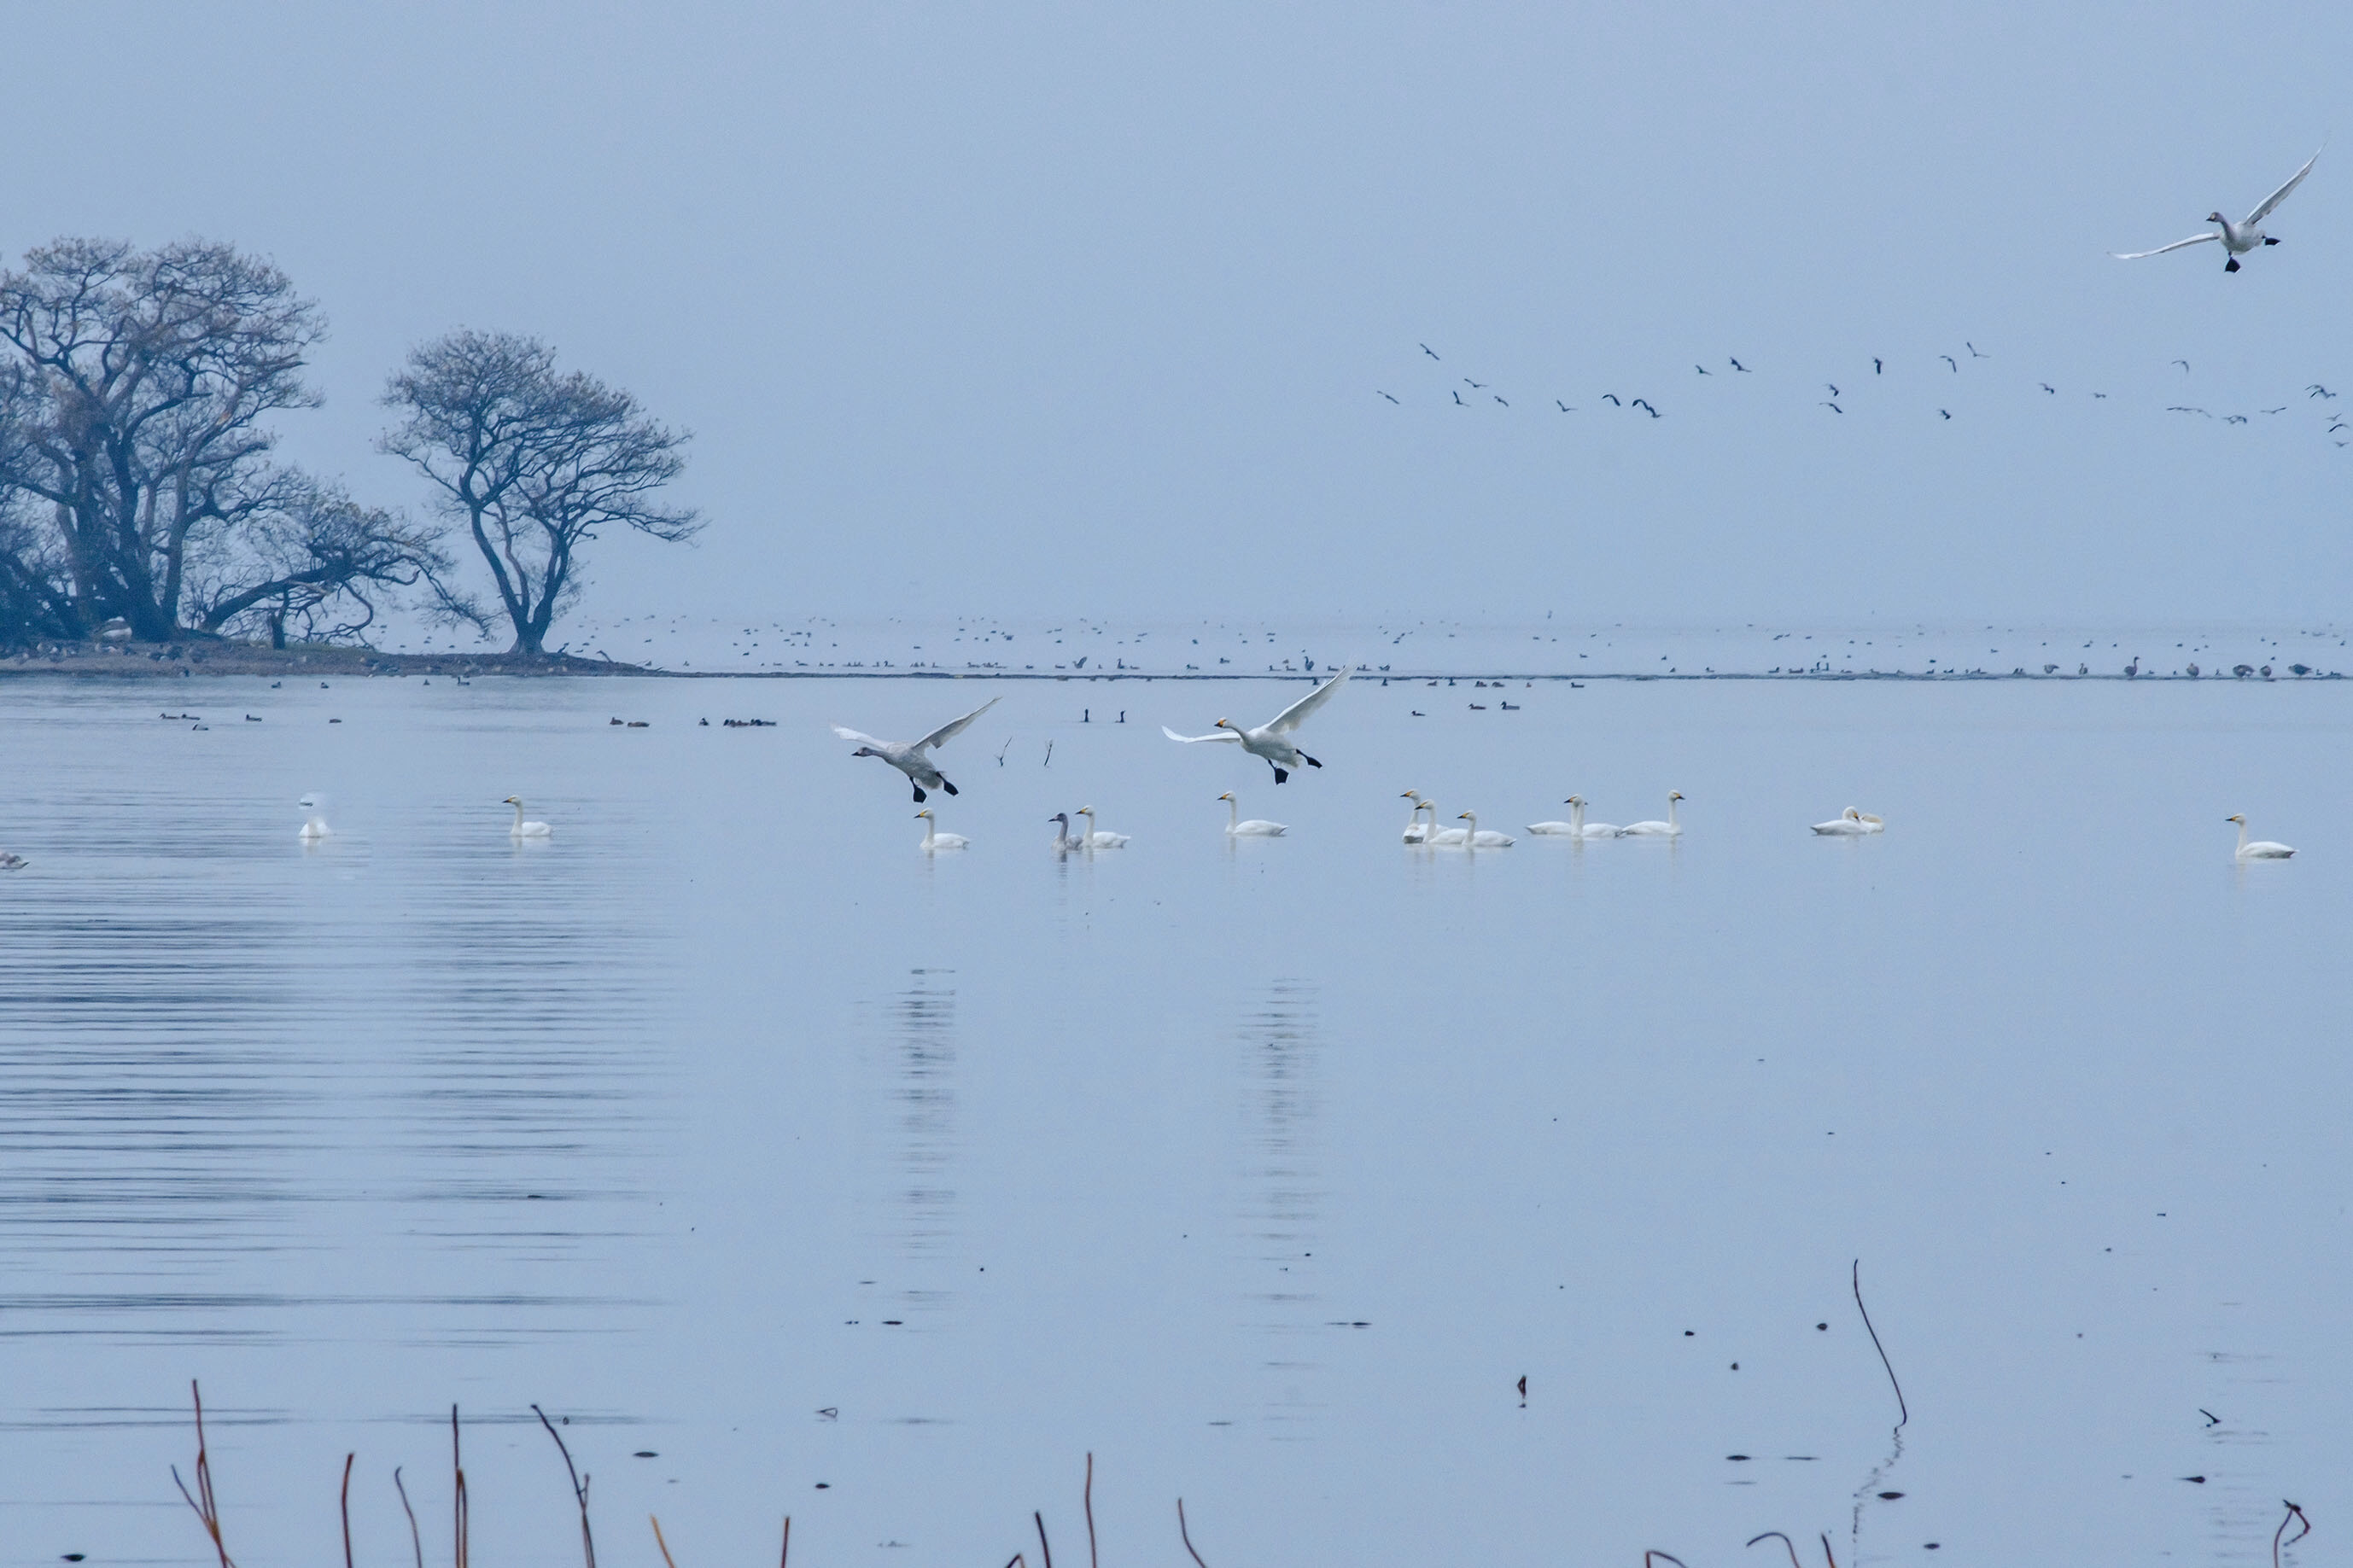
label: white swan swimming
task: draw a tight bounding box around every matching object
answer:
[832,696,1001,802]
[915,808,969,850]
[1400,790,1433,843]
[1456,810,1515,848]
[1163,667,1350,784]
[2227,813,2294,860]
[2112,148,2321,273]
[504,796,553,838]
[1811,807,1885,836]
[1527,795,1619,836]
[1620,791,1684,837]
[1418,798,1470,847]
[1075,805,1130,848]
[1049,812,1083,854]
[1219,792,1287,836]
[298,792,331,841]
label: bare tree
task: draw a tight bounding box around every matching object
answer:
[380,331,697,657]
[188,474,454,647]
[0,238,324,639]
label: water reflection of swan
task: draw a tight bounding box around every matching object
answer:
[915,808,969,850]
[1075,806,1130,848]
[1219,792,1287,836]
[1456,810,1515,848]
[504,796,553,838]
[2227,813,2294,860]
[1621,791,1684,836]
[1812,807,1884,836]
[298,793,331,841]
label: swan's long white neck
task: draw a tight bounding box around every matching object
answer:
[1667,795,1679,830]
[2236,819,2249,856]
[922,817,937,848]
[1570,799,1585,833]
[511,801,525,831]
[1227,797,1240,832]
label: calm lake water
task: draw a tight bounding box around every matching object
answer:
[2,672,2345,1567]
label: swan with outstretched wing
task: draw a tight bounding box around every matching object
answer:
[832,696,1001,801]
[2113,148,2320,272]
[1162,668,1350,784]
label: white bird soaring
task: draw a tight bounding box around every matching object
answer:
[2227,813,2294,860]
[298,793,331,841]
[1620,791,1684,837]
[504,796,553,838]
[2113,149,2321,273]
[1811,807,1885,836]
[1075,805,1130,848]
[832,696,1001,802]
[1163,668,1350,784]
[915,808,969,850]
[1218,792,1287,836]
[1456,810,1515,848]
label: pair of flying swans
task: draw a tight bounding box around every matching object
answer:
[2113,149,2320,272]
[833,696,1001,802]
[1164,668,1350,784]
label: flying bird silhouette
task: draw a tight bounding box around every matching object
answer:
[1966,341,1989,358]
[2261,405,2287,414]
[2040,383,2056,394]
[2173,359,2191,373]
[1493,395,1509,406]
[1377,390,1399,404]
[1695,364,1711,375]
[1463,378,1487,388]
[1452,389,1466,405]
[1555,400,1575,412]
[1729,358,1750,372]
[2166,405,2211,417]
[1602,393,1621,405]
[2309,384,2336,398]
[2111,148,2321,272]
[1825,382,1840,397]
[2224,414,2249,424]
[1872,358,1883,374]
[1938,409,1951,419]
[1421,343,1440,359]
[1821,401,1842,414]
[1632,399,1659,417]
[1940,355,1958,371]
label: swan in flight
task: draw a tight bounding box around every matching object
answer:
[1219,792,1287,836]
[1049,812,1083,854]
[1811,807,1885,836]
[2227,813,2294,860]
[298,793,331,841]
[832,696,1001,801]
[1400,790,1433,843]
[1456,810,1515,848]
[1620,791,1684,837]
[1163,668,1350,784]
[504,796,553,838]
[914,808,969,851]
[1531,795,1623,839]
[1075,805,1130,848]
[2112,149,2321,272]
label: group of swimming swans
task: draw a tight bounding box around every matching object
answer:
[290,795,554,842]
[1407,790,1685,845]
[925,796,1289,852]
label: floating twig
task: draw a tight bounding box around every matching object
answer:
[1178,1498,1210,1568]
[1852,1260,1906,1427]
[1747,1530,1803,1568]
[1821,1531,1838,1568]
[533,1404,598,1568]
[394,1467,424,1568]
[341,1454,355,1568]
[170,1380,236,1568]
[2274,1500,2311,1568]
[651,1515,678,1568]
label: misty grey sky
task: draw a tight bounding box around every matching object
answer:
[7,3,2348,632]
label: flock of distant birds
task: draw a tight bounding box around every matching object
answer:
[1378,149,2344,449]
[0,665,2294,869]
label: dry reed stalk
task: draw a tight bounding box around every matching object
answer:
[340,1454,355,1568]
[169,1380,236,1568]
[533,1404,598,1568]
[1176,1498,1209,1568]
[1746,1530,1803,1568]
[1083,1453,1097,1568]
[2274,1500,2311,1568]
[1034,1509,1054,1568]
[651,1515,679,1568]
[394,1466,424,1568]
[1850,1261,1906,1428]
[779,1515,790,1568]
[450,1407,469,1568]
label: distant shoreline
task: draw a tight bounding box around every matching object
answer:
[4,640,2340,684]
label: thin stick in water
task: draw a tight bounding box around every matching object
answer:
[1035,1509,1054,1568]
[1746,1530,1803,1568]
[450,1406,468,1568]
[170,1380,235,1568]
[1852,1259,1907,1428]
[2274,1500,2311,1568]
[532,1404,598,1568]
[341,1454,355,1568]
[1177,1498,1210,1568]
[651,1515,678,1568]
[779,1516,790,1568]
[394,1467,424,1568]
[1084,1453,1097,1568]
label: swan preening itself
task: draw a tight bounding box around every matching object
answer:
[832,696,1001,802]
[1527,796,1624,838]
[1164,667,1350,784]
[2113,148,2321,273]
[1219,792,1287,836]
[1455,811,1515,848]
[915,809,969,851]
[1075,806,1130,848]
[1620,791,1684,837]
[298,793,331,841]
[2227,813,2294,860]
[504,796,553,838]
[1811,807,1885,836]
